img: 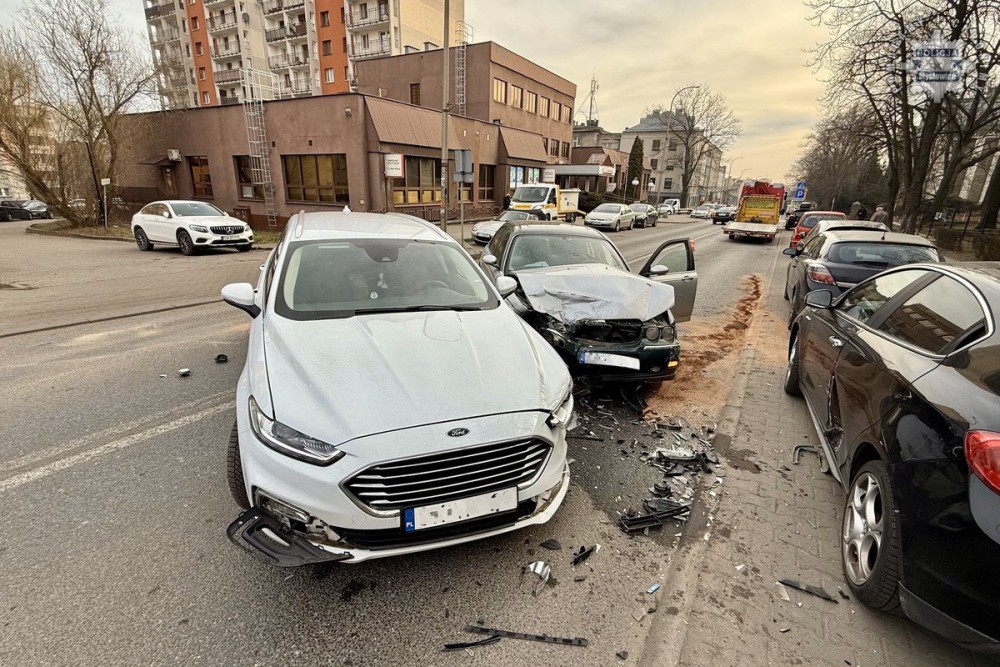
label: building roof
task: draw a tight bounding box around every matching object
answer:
[623,112,683,134]
[365,96,460,149]
[499,126,548,162]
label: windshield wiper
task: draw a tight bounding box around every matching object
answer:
[353,304,483,314]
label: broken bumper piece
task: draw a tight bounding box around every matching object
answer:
[226,507,353,567]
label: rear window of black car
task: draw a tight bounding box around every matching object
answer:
[877,276,987,355]
[827,242,938,268]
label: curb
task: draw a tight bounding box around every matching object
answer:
[0,299,221,339]
[638,239,782,667]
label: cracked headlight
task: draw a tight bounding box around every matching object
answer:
[189,224,209,233]
[248,396,344,465]
[546,384,574,429]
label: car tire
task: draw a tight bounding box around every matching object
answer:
[177,230,196,256]
[614,220,620,232]
[842,460,902,614]
[134,227,153,251]
[783,334,803,396]
[236,244,252,253]
[227,421,250,510]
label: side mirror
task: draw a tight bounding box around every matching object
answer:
[782,247,799,257]
[222,282,260,318]
[161,211,171,219]
[649,264,669,276]
[804,290,833,309]
[482,254,498,267]
[496,276,518,298]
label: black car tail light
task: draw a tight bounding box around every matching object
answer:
[965,431,1000,495]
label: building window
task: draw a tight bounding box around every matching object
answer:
[320,10,330,26]
[202,91,210,104]
[194,42,203,56]
[191,16,199,30]
[478,164,496,201]
[340,6,345,22]
[492,78,507,104]
[283,154,350,203]
[542,137,548,153]
[663,178,673,190]
[524,91,537,114]
[192,93,199,106]
[185,44,191,56]
[562,104,571,123]
[560,142,569,159]
[668,139,678,151]
[391,156,442,204]
[539,96,549,117]
[651,139,661,152]
[322,39,332,55]
[234,156,263,200]
[651,159,658,170]
[325,68,335,83]
[188,156,212,197]
[198,67,206,80]
[408,82,421,105]
[509,84,522,109]
[550,139,559,158]
[552,102,561,121]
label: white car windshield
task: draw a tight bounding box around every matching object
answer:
[513,186,549,203]
[592,204,620,214]
[276,239,497,319]
[630,204,648,211]
[171,202,224,216]
[507,234,629,272]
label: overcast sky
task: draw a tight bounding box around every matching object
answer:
[1,0,830,180]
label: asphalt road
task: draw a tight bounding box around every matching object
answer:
[0,217,784,666]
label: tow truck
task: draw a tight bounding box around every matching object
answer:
[723,181,784,243]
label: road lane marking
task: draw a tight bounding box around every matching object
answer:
[0,391,235,473]
[0,402,232,494]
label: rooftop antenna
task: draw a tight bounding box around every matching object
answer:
[576,72,599,124]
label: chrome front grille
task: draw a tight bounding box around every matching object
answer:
[344,439,551,512]
[210,225,244,235]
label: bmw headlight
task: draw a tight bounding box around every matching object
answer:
[248,396,344,465]
[546,384,575,429]
[190,224,209,233]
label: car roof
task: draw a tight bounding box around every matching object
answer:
[287,211,452,243]
[507,223,607,238]
[823,229,936,246]
[154,200,215,206]
[800,210,844,218]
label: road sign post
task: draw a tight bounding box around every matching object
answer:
[100,177,111,230]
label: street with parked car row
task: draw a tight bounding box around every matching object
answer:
[2,212,997,665]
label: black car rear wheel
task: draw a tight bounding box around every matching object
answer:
[842,460,902,614]
[783,335,802,396]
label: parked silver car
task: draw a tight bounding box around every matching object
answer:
[584,203,636,232]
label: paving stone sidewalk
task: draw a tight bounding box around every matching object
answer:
[670,267,999,667]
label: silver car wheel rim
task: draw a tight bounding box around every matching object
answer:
[843,472,884,585]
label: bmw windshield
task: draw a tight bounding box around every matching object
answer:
[276,239,498,319]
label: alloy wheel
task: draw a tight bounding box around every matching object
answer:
[843,472,884,585]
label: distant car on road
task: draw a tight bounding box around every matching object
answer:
[690,204,713,219]
[711,206,737,225]
[657,202,677,216]
[785,262,1000,652]
[20,200,51,219]
[630,203,658,228]
[471,210,542,245]
[584,202,636,232]
[783,229,940,325]
[131,200,254,255]
[0,200,33,222]
[784,201,815,230]
[221,211,573,566]
[790,210,847,247]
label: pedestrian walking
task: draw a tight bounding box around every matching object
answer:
[502,193,512,210]
[870,205,888,225]
[856,205,868,220]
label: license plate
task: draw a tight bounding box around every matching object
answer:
[403,487,517,532]
[578,351,641,370]
[222,235,241,241]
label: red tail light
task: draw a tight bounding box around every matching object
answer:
[966,431,1000,494]
[807,264,837,285]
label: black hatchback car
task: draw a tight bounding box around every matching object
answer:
[785,263,1000,652]
[711,206,736,225]
[784,230,940,326]
[0,200,33,222]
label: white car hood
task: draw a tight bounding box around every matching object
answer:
[179,215,239,227]
[587,213,616,220]
[515,264,675,324]
[261,309,568,446]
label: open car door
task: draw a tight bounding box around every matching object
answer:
[638,239,698,322]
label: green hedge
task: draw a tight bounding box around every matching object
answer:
[577,191,604,213]
[971,232,1000,260]
[933,227,964,251]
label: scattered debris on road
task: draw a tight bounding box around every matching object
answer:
[464,625,588,647]
[571,544,598,566]
[776,582,791,602]
[792,444,830,474]
[178,368,191,377]
[779,578,839,604]
[616,649,629,660]
[214,353,228,363]
[735,563,747,575]
[443,635,501,651]
[522,561,550,596]
[645,582,661,595]
[540,539,562,551]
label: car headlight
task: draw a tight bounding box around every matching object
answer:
[189,224,208,233]
[644,326,661,342]
[546,384,574,429]
[248,396,344,465]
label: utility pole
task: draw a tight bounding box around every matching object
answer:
[439,0,450,231]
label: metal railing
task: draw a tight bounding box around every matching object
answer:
[220,97,242,106]
[204,0,230,5]
[285,77,311,94]
[351,36,391,59]
[208,11,239,32]
[144,2,176,20]
[264,23,307,43]
[346,7,389,28]
[214,68,242,84]
[151,27,181,44]
[212,43,242,58]
[262,0,283,14]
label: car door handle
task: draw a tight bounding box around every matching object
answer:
[828,336,843,348]
[681,276,695,282]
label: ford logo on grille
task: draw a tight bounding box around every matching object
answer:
[447,428,469,437]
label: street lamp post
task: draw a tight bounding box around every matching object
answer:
[631,177,639,201]
[653,84,700,208]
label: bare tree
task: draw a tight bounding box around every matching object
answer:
[645,86,742,208]
[0,0,159,225]
[808,0,1000,232]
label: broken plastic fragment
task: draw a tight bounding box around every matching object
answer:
[178,368,191,377]
[522,561,550,596]
[443,635,501,651]
[571,544,599,566]
[778,578,838,604]
[735,564,747,574]
[776,582,791,602]
[645,582,661,594]
[540,539,562,551]
[616,649,629,660]
[779,627,791,634]
[214,354,228,364]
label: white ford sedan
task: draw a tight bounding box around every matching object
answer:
[222,211,573,566]
[131,200,254,255]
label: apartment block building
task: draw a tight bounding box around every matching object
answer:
[144,0,463,109]
[353,41,575,176]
